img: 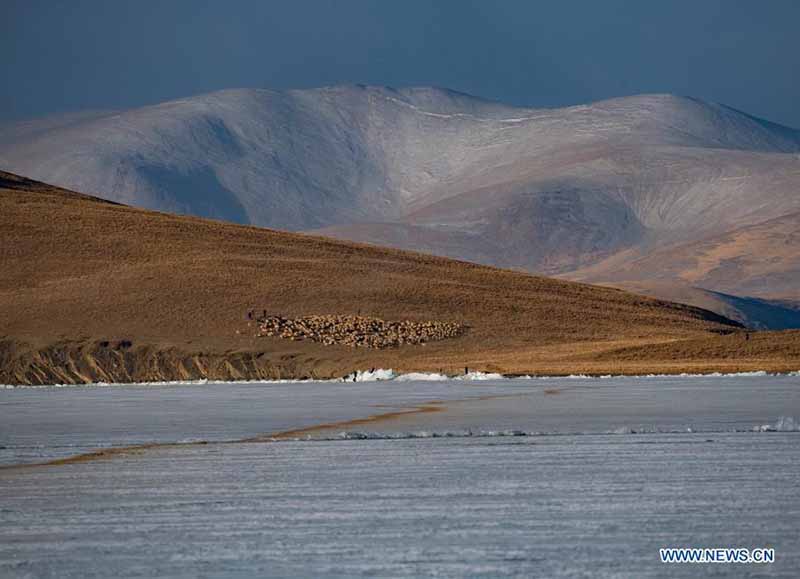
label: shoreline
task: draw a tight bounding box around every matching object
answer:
[2,368,798,389]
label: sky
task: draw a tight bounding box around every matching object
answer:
[2,0,799,127]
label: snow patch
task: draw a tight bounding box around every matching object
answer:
[394,372,450,382]
[457,371,505,381]
[342,369,398,382]
[340,369,504,382]
[753,417,800,432]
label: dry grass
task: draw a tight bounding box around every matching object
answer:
[2,170,798,384]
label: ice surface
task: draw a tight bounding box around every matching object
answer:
[2,375,799,577]
[2,374,800,465]
[1,433,798,578]
[0,378,549,465]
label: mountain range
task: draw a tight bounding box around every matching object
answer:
[2,86,799,327]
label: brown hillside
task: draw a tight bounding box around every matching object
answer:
[2,170,797,385]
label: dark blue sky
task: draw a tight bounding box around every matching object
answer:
[3,0,799,127]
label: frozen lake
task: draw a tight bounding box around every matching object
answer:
[1,374,798,465]
[1,374,799,577]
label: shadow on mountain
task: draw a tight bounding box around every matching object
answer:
[705,290,800,330]
[139,165,248,225]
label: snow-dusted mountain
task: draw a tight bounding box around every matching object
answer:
[0,86,532,229]
[2,86,800,324]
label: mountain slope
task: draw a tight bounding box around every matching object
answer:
[11,171,800,386]
[566,211,800,300]
[0,86,527,229]
[2,87,800,325]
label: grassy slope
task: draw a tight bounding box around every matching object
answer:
[3,171,798,384]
